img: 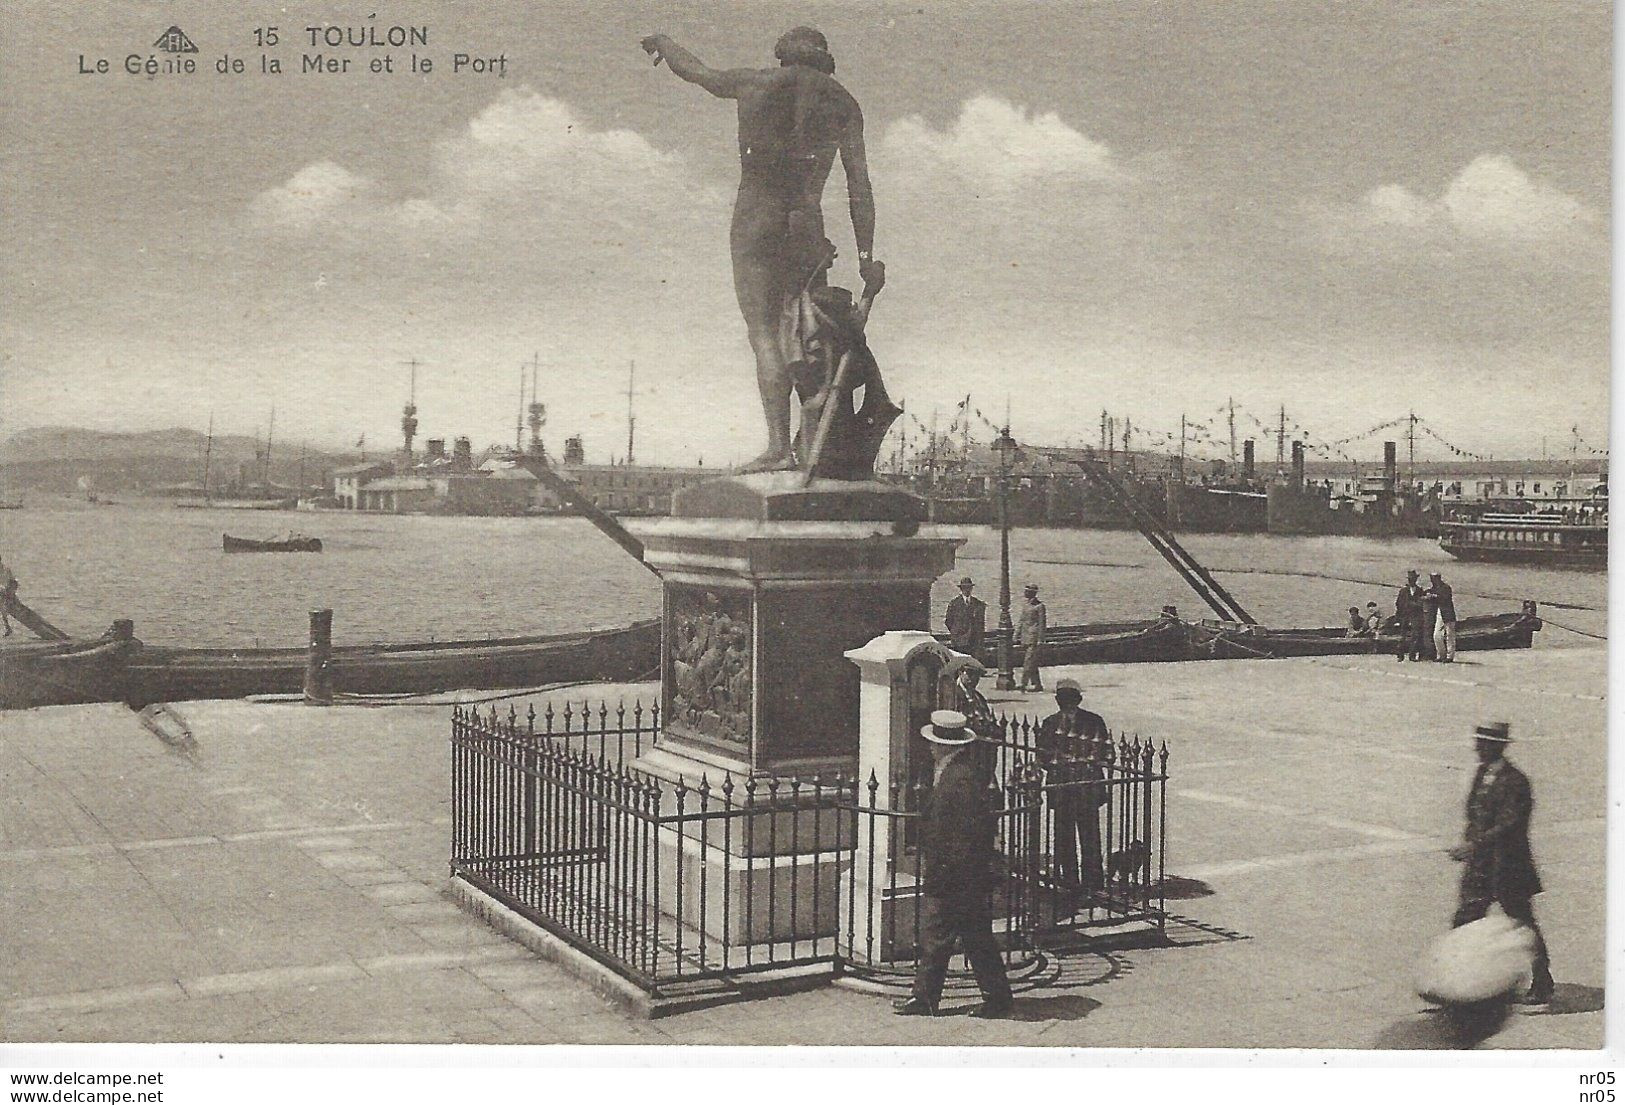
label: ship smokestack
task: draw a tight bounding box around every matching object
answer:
[425,439,446,462]
[1290,440,1305,489]
[453,436,472,471]
[1243,439,1255,480]
[1383,440,1397,489]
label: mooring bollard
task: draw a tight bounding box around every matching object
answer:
[304,608,334,706]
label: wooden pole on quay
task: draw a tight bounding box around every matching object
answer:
[305,609,334,706]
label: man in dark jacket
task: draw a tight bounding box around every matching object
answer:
[1448,721,1554,1007]
[1395,570,1427,661]
[1035,678,1108,894]
[895,710,1013,1018]
[944,576,987,657]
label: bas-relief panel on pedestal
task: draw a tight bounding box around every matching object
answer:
[668,587,753,748]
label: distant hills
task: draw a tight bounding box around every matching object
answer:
[0,426,360,495]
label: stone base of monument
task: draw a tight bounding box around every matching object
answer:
[655,827,844,946]
[635,745,855,947]
[622,473,963,952]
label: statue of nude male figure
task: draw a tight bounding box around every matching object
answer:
[641,28,885,474]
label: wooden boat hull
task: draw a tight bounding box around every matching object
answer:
[223,535,323,553]
[123,619,663,706]
[0,639,137,709]
[1,609,1542,710]
[1439,540,1606,571]
[1187,611,1540,661]
[953,610,1541,666]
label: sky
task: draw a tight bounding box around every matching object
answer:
[0,1,1611,465]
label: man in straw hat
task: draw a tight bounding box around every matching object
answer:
[895,710,1013,1018]
[945,576,987,657]
[1447,721,1554,1008]
[1016,583,1047,691]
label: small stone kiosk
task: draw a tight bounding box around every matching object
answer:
[843,630,982,962]
[627,474,961,944]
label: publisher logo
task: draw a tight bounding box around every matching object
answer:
[153,26,197,53]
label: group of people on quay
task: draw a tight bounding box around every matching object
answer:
[1343,569,1458,662]
[928,576,1553,1018]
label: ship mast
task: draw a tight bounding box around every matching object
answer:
[1407,409,1417,491]
[526,353,545,459]
[626,360,636,466]
[399,358,421,465]
[201,413,214,502]
[264,407,275,491]
[514,357,530,454]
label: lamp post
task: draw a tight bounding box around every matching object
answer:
[993,426,1020,691]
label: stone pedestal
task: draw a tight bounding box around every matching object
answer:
[623,473,963,950]
[628,472,961,780]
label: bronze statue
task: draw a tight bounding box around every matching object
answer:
[642,28,894,477]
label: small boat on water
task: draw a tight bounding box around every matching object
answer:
[223,533,323,553]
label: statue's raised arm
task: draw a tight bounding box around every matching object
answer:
[641,35,756,99]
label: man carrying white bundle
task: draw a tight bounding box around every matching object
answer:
[1446,721,1554,1009]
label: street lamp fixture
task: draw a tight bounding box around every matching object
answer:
[992,426,1021,691]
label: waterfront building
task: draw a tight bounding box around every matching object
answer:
[356,476,436,513]
[557,462,713,514]
[333,463,392,510]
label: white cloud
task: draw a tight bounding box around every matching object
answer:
[249,161,373,231]
[247,88,721,241]
[1314,155,1601,253]
[880,94,1129,188]
[1441,155,1598,242]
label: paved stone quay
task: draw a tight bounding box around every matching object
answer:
[0,645,1603,1048]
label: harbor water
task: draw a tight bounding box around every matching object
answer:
[0,498,1605,648]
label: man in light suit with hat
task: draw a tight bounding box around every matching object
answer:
[1016,583,1047,691]
[1447,721,1554,1008]
[895,710,1014,1018]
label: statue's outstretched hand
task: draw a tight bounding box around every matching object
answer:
[641,35,670,64]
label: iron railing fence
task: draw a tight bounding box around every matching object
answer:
[451,703,853,990]
[450,701,1170,995]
